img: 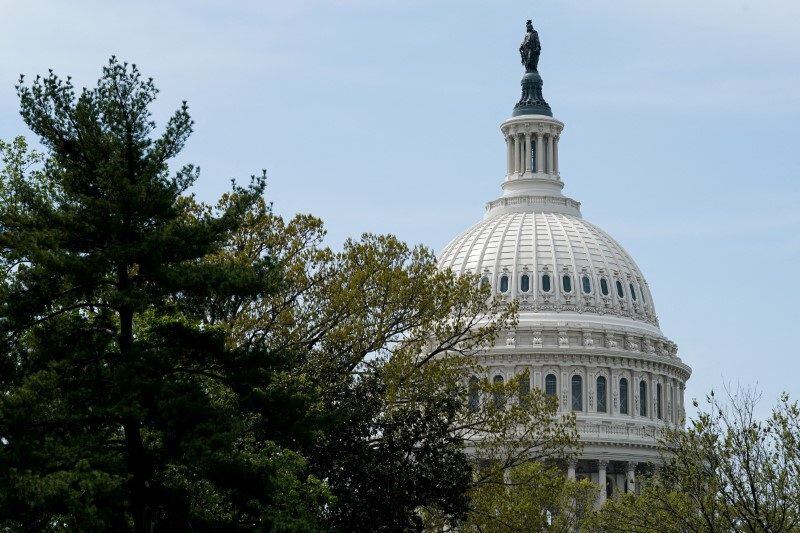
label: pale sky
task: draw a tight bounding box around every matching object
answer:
[1,0,798,411]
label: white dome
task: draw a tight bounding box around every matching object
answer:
[436,21,690,483]
[438,210,659,327]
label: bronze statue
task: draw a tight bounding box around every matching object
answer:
[519,19,541,73]
[512,19,552,117]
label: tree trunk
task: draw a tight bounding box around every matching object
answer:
[118,266,151,532]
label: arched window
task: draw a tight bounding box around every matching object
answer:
[596,376,607,413]
[619,378,629,415]
[616,280,625,299]
[562,274,572,293]
[468,376,480,412]
[639,380,648,417]
[629,283,637,301]
[499,275,509,293]
[518,371,531,398]
[493,375,505,409]
[571,375,583,411]
[600,278,609,296]
[545,374,557,397]
[480,276,490,289]
[542,274,551,292]
[520,274,530,292]
[582,276,591,294]
[530,143,537,171]
[656,383,663,419]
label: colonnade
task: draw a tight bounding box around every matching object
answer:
[505,131,559,176]
[567,459,638,505]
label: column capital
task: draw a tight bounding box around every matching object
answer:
[597,459,609,469]
[625,461,637,473]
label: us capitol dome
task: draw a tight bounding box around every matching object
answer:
[437,20,691,501]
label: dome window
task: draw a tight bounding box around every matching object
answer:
[468,376,480,412]
[520,274,530,292]
[619,378,629,415]
[562,274,572,293]
[639,380,648,417]
[499,275,509,293]
[629,283,637,301]
[541,274,551,293]
[656,383,663,420]
[615,280,625,299]
[600,278,609,296]
[545,374,557,397]
[480,276,490,289]
[571,375,583,411]
[596,376,607,413]
[493,375,505,409]
[518,371,530,398]
[581,276,591,294]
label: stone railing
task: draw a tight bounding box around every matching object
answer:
[577,421,663,443]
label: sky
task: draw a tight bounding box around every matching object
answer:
[1,0,798,413]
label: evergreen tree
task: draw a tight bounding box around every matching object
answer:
[0,60,326,531]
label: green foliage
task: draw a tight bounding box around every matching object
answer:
[591,388,800,532]
[0,59,326,531]
[0,58,581,531]
[459,461,598,532]
[202,196,581,530]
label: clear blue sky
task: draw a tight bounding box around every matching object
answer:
[1,1,798,410]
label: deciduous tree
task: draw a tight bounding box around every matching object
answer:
[591,388,800,532]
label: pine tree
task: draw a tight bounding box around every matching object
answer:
[0,59,326,531]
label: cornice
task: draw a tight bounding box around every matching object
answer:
[478,350,691,382]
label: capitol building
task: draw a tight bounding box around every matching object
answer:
[437,21,691,503]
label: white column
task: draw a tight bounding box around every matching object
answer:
[523,132,531,173]
[505,135,512,176]
[553,135,559,175]
[567,459,577,481]
[513,135,520,174]
[536,133,544,173]
[598,460,608,505]
[651,377,657,420]
[625,462,636,494]
[547,134,554,174]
